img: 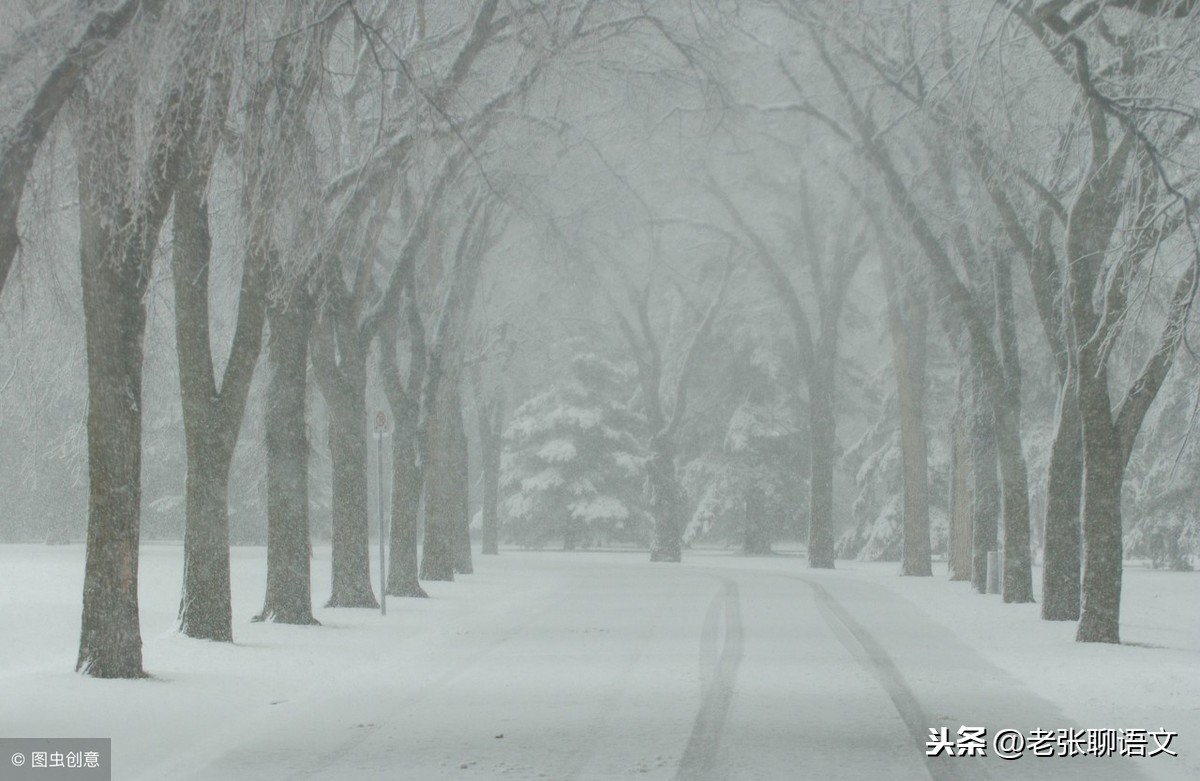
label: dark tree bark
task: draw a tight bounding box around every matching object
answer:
[172,101,268,641]
[306,3,517,596]
[420,380,459,581]
[986,193,1082,618]
[947,377,973,582]
[419,381,473,574]
[387,421,427,596]
[310,188,395,610]
[249,6,341,623]
[991,252,1034,601]
[1059,102,1192,643]
[449,385,474,574]
[77,241,148,677]
[379,287,428,597]
[1069,171,1197,643]
[471,363,503,556]
[380,298,428,598]
[315,333,378,608]
[1042,375,1082,620]
[1074,361,1126,643]
[76,122,147,678]
[257,287,319,625]
[980,176,1084,618]
[969,365,1000,595]
[806,377,837,569]
[894,318,930,576]
[312,150,471,602]
[966,0,1198,639]
[75,22,210,674]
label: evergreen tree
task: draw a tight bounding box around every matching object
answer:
[683,340,804,554]
[838,375,951,563]
[501,353,650,549]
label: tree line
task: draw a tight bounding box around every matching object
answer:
[0,0,1196,680]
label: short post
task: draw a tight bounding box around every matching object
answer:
[986,551,1000,594]
[374,410,390,616]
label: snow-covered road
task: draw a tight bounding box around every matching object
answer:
[132,554,1152,779]
[2,546,1188,780]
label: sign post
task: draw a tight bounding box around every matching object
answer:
[374,410,391,616]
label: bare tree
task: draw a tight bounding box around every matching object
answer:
[608,259,732,562]
[306,0,566,603]
[76,4,221,676]
[259,282,320,624]
[469,340,508,557]
[710,177,867,570]
[417,193,500,580]
[877,231,932,576]
[799,21,1037,602]
[1002,1,1200,641]
[378,285,427,597]
[251,1,348,625]
[0,0,154,299]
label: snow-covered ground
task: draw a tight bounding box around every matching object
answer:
[0,543,1195,780]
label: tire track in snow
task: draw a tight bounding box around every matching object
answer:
[674,577,743,781]
[300,588,580,780]
[797,575,969,781]
[192,582,582,781]
[556,576,684,780]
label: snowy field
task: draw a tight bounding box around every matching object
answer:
[0,543,1196,780]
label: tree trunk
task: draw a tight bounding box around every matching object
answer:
[74,78,171,678]
[893,294,931,577]
[648,441,684,562]
[173,159,263,641]
[477,398,503,556]
[258,293,319,624]
[1075,364,1124,643]
[815,41,1034,593]
[807,377,836,569]
[994,400,1034,602]
[743,486,772,556]
[992,255,1035,603]
[970,371,1000,594]
[323,358,378,608]
[178,435,234,640]
[1069,242,1195,641]
[947,395,973,581]
[380,308,428,598]
[879,238,931,576]
[387,414,427,597]
[1041,375,1082,621]
[73,6,213,676]
[75,170,147,679]
[421,382,459,581]
[449,386,473,574]
[609,268,730,564]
